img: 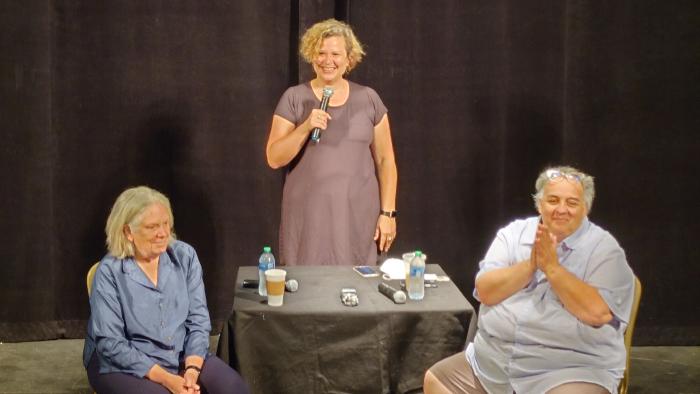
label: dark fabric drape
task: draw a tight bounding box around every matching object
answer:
[1,0,698,345]
[0,1,292,341]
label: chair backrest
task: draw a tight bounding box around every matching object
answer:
[86,262,100,394]
[618,275,642,394]
[86,262,100,296]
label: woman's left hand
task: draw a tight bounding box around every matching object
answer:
[374,215,397,252]
[183,369,201,394]
[183,355,203,394]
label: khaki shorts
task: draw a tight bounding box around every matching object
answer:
[429,352,487,394]
[429,352,610,394]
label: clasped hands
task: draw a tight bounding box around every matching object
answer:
[530,223,560,276]
[162,366,201,394]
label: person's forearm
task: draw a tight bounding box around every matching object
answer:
[185,355,204,369]
[544,265,613,326]
[376,158,397,211]
[146,363,176,386]
[267,123,313,169]
[95,336,158,377]
[184,264,213,358]
[183,326,211,358]
[475,260,535,305]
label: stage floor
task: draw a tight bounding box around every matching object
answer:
[0,339,697,393]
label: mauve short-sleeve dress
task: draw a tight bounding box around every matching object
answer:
[273,81,388,266]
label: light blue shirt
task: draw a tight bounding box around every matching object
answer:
[466,217,634,394]
[82,240,211,377]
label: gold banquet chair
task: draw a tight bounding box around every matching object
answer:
[87,262,100,296]
[619,276,642,394]
[86,262,100,394]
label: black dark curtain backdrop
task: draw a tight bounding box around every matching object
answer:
[1,1,698,345]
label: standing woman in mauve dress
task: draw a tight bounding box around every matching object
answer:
[266,18,398,266]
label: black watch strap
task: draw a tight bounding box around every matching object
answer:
[380,210,398,218]
[185,365,202,373]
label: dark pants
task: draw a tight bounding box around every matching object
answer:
[87,353,249,394]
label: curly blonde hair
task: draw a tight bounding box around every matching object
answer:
[299,19,366,72]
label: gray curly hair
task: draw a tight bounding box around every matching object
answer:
[532,166,595,212]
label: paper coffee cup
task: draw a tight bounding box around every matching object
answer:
[265,269,287,307]
[402,252,414,280]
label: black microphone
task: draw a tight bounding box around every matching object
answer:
[378,282,406,304]
[242,279,298,292]
[310,87,334,143]
[242,279,258,289]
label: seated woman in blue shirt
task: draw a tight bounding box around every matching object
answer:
[83,186,249,394]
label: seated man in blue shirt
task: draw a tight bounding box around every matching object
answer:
[84,186,249,394]
[425,166,635,394]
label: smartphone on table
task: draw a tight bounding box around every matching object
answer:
[353,265,379,277]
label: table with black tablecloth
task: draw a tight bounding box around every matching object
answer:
[217,264,476,394]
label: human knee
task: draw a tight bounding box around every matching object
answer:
[424,370,445,394]
[199,356,249,394]
[546,381,610,394]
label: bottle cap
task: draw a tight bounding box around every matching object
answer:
[263,246,271,253]
[415,250,423,256]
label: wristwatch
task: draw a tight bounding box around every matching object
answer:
[185,365,202,373]
[380,210,398,218]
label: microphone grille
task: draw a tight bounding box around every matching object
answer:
[285,279,299,292]
[393,290,407,304]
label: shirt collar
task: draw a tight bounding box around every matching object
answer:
[521,216,590,250]
[120,248,173,289]
[122,257,137,274]
[559,217,590,250]
[522,217,539,245]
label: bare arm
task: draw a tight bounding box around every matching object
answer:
[266,110,330,169]
[535,225,613,326]
[475,258,536,306]
[370,114,398,252]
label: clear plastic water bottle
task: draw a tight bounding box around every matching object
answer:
[258,246,275,296]
[407,250,425,300]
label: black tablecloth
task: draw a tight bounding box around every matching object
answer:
[218,264,476,394]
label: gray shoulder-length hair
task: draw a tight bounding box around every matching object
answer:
[532,166,595,212]
[105,186,176,259]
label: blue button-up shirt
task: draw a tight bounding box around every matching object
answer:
[466,217,635,393]
[83,240,211,377]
